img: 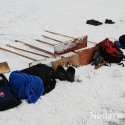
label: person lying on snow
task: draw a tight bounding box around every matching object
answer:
[9,64,75,104]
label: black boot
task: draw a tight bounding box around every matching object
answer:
[55,66,66,81]
[66,66,75,82]
[86,19,103,26]
[105,19,115,24]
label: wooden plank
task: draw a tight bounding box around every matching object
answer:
[44,30,75,39]
[54,35,88,55]
[51,54,80,70]
[88,41,97,44]
[0,61,10,74]
[77,46,99,66]
[29,57,56,67]
[36,39,55,46]
[15,40,54,56]
[6,44,50,58]
[0,46,37,61]
[45,30,97,44]
[41,35,64,43]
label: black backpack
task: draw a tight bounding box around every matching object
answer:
[0,74,21,111]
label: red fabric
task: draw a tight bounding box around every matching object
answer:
[101,38,124,58]
[106,48,117,53]
[101,39,115,49]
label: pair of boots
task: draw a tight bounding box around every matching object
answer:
[86,19,115,26]
[54,66,75,82]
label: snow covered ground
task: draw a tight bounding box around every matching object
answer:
[0,0,125,125]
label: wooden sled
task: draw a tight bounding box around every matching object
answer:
[54,35,88,55]
[28,30,97,68]
[0,62,10,74]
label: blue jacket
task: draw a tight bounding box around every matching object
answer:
[9,71,44,103]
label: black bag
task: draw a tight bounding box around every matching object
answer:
[0,74,21,111]
[21,64,56,95]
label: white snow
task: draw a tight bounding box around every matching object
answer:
[0,0,125,125]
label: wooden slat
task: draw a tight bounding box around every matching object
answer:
[44,30,97,44]
[0,46,37,61]
[44,30,75,39]
[36,39,55,46]
[6,44,49,58]
[41,35,64,43]
[88,41,97,44]
[15,40,54,56]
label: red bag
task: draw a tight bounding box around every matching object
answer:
[99,38,124,63]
